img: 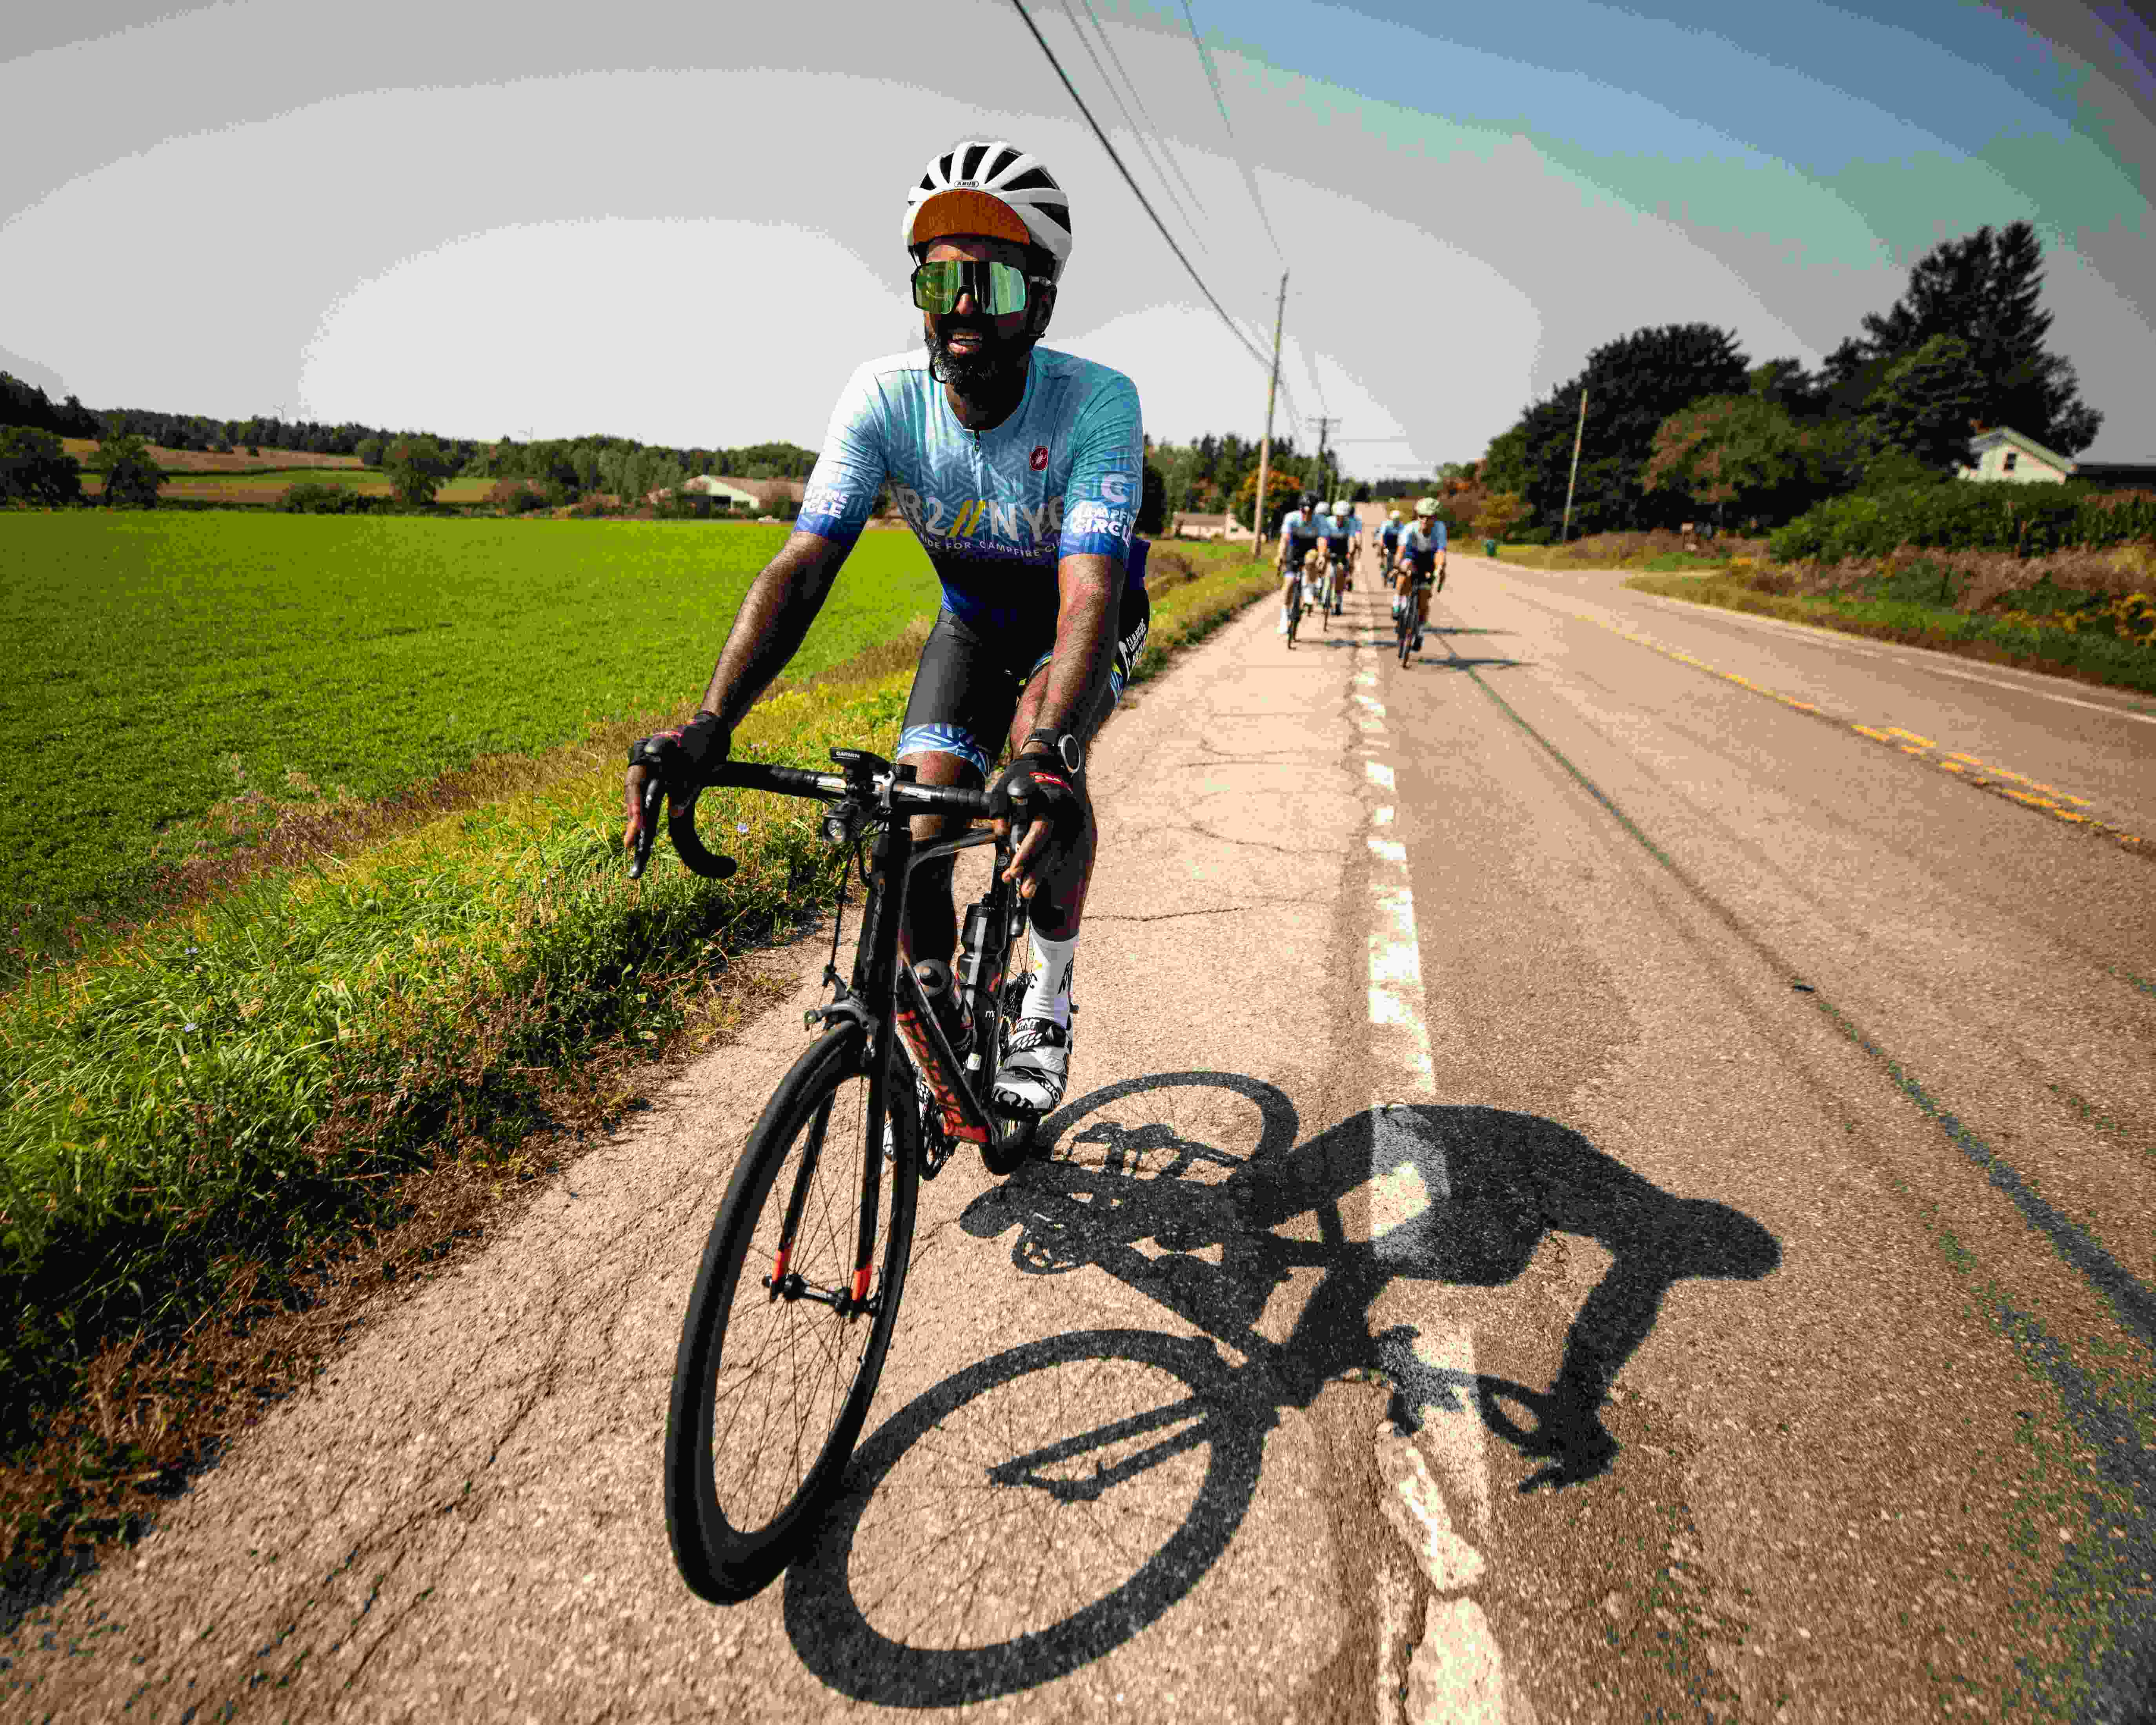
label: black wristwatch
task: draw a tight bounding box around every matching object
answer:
[1024,728,1084,775]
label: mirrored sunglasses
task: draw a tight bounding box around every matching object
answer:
[910,258,1036,316]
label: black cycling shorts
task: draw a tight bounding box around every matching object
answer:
[897,584,1152,779]
[1325,537,1352,568]
[1284,535,1319,571]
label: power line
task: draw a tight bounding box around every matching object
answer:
[1066,0,1216,247]
[1177,1,1285,260]
[1008,0,1278,384]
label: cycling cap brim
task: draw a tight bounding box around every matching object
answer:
[910,189,1032,249]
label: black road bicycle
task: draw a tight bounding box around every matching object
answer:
[1395,580,1419,666]
[1284,565,1305,648]
[630,750,1045,1605]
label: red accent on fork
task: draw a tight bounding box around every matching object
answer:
[771,1245,791,1288]
[851,1266,873,1304]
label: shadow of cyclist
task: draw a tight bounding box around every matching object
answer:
[784,1073,1778,1704]
[967,1088,1778,1491]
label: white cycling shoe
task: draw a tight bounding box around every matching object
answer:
[992,1017,1070,1116]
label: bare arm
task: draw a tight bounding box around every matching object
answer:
[1028,550,1121,744]
[695,530,851,728]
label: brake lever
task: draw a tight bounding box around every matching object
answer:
[628,773,665,881]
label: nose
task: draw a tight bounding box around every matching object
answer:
[953,288,978,316]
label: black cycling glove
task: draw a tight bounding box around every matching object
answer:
[986,750,1086,846]
[628,709,730,792]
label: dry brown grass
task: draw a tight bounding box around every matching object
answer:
[1772,542,2156,613]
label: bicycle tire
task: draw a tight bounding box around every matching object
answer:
[665,1023,917,1603]
[1286,588,1301,647]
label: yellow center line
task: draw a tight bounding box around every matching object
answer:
[1561,608,2147,855]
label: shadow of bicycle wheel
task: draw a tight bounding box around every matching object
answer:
[781,1327,1266,1707]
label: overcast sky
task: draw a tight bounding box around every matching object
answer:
[3,0,2151,475]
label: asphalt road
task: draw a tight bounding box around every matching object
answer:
[6,553,2153,1723]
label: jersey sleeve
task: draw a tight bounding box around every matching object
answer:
[796,362,889,545]
[1432,519,1448,549]
[1056,369,1144,563]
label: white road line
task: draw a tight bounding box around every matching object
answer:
[1355,607,1514,1724]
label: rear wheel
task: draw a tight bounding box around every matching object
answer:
[665,1025,917,1603]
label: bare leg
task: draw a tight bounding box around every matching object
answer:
[896,748,975,968]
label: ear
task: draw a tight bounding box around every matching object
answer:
[1030,282,1057,337]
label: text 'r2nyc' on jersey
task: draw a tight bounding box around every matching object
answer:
[796,345,1148,640]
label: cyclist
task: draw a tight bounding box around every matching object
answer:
[1328,498,1360,610]
[1378,508,1403,580]
[1276,490,1323,633]
[623,139,1148,1119]
[1395,496,1447,651]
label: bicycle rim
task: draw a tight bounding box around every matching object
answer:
[665,1025,917,1603]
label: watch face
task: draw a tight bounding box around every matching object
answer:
[1059,735,1083,775]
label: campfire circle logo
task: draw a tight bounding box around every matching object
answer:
[1030,445,1050,472]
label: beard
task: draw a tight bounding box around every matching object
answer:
[926,317,1035,395]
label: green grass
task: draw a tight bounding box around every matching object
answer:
[1623,570,2156,698]
[1,514,940,963]
[0,545,1275,1544]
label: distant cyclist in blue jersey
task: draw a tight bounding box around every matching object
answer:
[1395,496,1448,652]
[1328,498,1360,611]
[1378,509,1404,577]
[1275,490,1323,633]
[625,139,1146,1118]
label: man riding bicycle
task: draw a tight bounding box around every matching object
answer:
[1378,508,1403,579]
[1275,490,1323,633]
[624,138,1146,1119]
[1394,496,1448,651]
[1323,499,1355,609]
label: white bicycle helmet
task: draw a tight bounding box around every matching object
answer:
[906,141,1073,282]
[1332,499,1349,515]
[1389,509,1402,521]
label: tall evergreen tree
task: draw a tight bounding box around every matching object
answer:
[1851,220,2100,454]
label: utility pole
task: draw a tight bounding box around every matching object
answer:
[1311,415,1339,505]
[1559,386,1589,543]
[1250,271,1287,550]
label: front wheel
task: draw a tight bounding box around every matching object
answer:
[665,1024,917,1604]
[1286,589,1301,647]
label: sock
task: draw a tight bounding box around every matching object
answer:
[1020,928,1077,1028]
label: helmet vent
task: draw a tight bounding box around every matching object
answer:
[959,142,988,180]
[981,144,1017,179]
[1002,167,1058,192]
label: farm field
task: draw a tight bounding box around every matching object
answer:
[1,513,939,956]
[75,469,498,504]
[0,541,1274,1576]
[58,439,366,474]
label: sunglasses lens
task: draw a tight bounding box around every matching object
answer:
[983,261,1028,314]
[912,260,1031,315]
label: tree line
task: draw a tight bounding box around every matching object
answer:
[0,366,822,510]
[1142,220,2107,544]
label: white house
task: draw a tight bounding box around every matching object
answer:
[679,475,762,509]
[1961,428,2156,489]
[1960,427,2074,483]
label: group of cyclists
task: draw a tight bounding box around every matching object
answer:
[1276,491,1449,651]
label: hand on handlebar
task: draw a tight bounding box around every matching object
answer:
[987,750,1087,901]
[624,710,730,877]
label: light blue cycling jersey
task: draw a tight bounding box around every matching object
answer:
[1278,507,1322,549]
[1399,520,1447,572]
[1379,520,1402,546]
[798,344,1146,639]
[1330,509,1359,543]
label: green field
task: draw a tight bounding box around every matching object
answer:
[1,515,940,957]
[0,541,1274,1569]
